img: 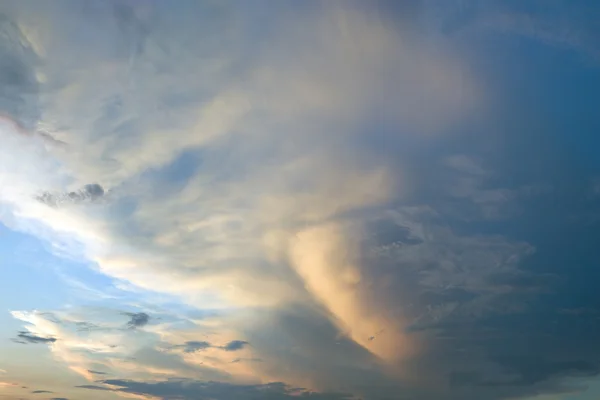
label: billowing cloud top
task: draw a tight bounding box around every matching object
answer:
[0,1,600,400]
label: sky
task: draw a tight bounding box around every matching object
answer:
[0,0,600,399]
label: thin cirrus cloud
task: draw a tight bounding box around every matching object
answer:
[0,1,600,400]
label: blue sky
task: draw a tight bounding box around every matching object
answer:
[0,1,600,399]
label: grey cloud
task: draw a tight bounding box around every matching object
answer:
[31,390,53,394]
[493,1,600,60]
[129,346,231,383]
[486,271,560,293]
[491,357,597,386]
[87,369,108,375]
[233,305,399,398]
[364,212,539,316]
[75,321,107,332]
[75,385,111,391]
[353,180,600,399]
[79,378,355,400]
[123,312,150,329]
[81,183,105,199]
[413,154,524,221]
[37,313,62,324]
[429,0,600,59]
[388,114,600,398]
[36,183,105,208]
[231,357,262,364]
[111,1,150,61]
[0,13,40,125]
[220,340,249,352]
[175,341,212,353]
[14,332,57,344]
[171,339,249,353]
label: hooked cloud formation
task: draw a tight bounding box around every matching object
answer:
[0,1,600,400]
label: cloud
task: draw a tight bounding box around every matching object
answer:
[220,340,249,352]
[74,385,112,391]
[14,332,57,344]
[231,358,262,364]
[10,309,157,382]
[0,6,480,395]
[87,370,108,375]
[175,341,211,354]
[3,1,600,400]
[0,13,39,125]
[31,390,53,394]
[36,183,105,208]
[0,0,479,311]
[78,378,355,400]
[123,312,150,329]
[428,0,600,59]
